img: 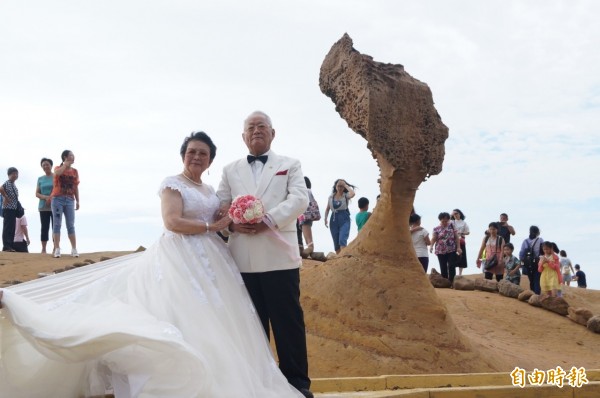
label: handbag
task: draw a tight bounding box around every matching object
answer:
[483,236,503,270]
[303,192,321,221]
[484,254,497,270]
[15,200,24,218]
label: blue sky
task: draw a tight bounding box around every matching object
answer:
[1,0,598,288]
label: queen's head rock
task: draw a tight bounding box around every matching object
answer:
[301,34,494,377]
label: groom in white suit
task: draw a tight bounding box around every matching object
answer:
[217,111,312,398]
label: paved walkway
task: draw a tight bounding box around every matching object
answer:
[316,392,407,397]
[310,370,600,398]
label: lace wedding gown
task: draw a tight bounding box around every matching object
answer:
[0,176,304,398]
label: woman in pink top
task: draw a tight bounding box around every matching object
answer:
[476,222,505,281]
[430,212,462,283]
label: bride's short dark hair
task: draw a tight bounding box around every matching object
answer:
[180,131,217,161]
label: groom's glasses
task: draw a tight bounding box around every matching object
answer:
[244,123,270,133]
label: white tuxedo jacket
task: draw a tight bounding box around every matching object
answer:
[217,151,308,273]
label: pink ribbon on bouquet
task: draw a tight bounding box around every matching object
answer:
[262,216,301,263]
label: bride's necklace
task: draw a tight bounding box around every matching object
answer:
[181,172,202,186]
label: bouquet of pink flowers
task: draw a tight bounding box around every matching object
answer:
[228,195,265,224]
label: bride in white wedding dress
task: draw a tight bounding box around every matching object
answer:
[0,132,304,398]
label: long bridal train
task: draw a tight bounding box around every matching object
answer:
[0,177,303,398]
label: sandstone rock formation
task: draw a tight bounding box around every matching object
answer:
[567,307,593,326]
[540,296,569,316]
[308,252,327,262]
[587,315,600,333]
[429,269,452,288]
[474,278,498,293]
[518,290,535,302]
[452,275,475,291]
[528,294,543,307]
[498,279,524,298]
[302,34,495,377]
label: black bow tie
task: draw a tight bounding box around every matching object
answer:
[247,155,268,164]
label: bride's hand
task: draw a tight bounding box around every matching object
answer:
[216,203,230,219]
[210,216,232,232]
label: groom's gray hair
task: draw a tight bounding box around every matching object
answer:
[244,111,272,127]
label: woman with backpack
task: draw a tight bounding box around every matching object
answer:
[476,222,505,281]
[559,250,575,286]
[519,225,544,294]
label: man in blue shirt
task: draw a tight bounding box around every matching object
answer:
[573,264,587,288]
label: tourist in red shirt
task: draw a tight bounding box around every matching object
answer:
[50,150,80,258]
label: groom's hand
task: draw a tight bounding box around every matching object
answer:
[230,223,252,234]
[251,222,270,234]
[232,222,269,235]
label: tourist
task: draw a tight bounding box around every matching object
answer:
[476,222,505,282]
[573,264,587,288]
[430,212,462,283]
[539,241,561,297]
[355,197,371,232]
[0,167,20,252]
[451,208,469,275]
[410,213,430,272]
[324,178,356,254]
[498,213,516,243]
[12,212,30,253]
[299,176,320,257]
[519,226,544,294]
[50,150,80,258]
[503,243,521,285]
[35,157,54,254]
[479,229,490,273]
[559,250,575,286]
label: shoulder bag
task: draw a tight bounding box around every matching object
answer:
[484,236,504,270]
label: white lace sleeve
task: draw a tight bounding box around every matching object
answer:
[158,176,186,196]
